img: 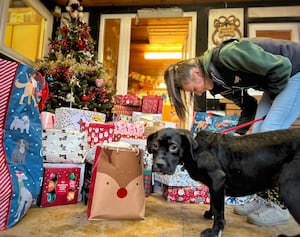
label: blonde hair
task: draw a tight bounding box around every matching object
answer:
[164,58,200,120]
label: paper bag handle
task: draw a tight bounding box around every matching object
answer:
[102,142,140,156]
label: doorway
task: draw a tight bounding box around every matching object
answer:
[98,12,197,95]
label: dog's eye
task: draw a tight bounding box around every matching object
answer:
[151,142,159,151]
[169,143,178,153]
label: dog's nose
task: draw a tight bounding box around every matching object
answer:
[156,162,165,169]
[153,159,167,172]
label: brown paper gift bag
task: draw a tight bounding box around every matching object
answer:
[87,142,145,220]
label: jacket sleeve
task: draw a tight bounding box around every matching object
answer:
[222,89,257,135]
[219,39,292,100]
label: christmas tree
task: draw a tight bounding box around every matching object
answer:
[35,10,115,120]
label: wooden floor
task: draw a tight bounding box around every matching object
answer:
[2,194,299,237]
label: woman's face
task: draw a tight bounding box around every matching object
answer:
[181,68,212,96]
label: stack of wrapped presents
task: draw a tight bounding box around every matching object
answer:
[39,107,107,207]
[154,166,211,204]
[38,94,179,209]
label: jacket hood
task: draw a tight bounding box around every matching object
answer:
[199,48,214,76]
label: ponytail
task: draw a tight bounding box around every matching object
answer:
[164,58,200,120]
[164,65,186,119]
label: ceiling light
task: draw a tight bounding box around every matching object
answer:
[144,52,182,60]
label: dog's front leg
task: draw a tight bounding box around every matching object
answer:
[200,171,226,237]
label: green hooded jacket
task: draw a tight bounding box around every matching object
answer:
[199,37,299,134]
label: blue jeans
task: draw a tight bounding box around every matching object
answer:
[253,72,300,133]
[251,72,300,207]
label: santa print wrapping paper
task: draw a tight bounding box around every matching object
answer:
[141,96,163,114]
[80,122,114,147]
[0,59,43,230]
[163,185,210,204]
[113,94,141,106]
[39,166,81,207]
[87,143,145,220]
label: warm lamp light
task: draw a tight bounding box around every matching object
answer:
[144,52,182,60]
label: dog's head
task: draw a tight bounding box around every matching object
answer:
[147,128,198,175]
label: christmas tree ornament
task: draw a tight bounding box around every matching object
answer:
[96,78,103,87]
[81,95,89,102]
[65,0,83,19]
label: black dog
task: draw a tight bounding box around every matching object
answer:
[147,128,300,237]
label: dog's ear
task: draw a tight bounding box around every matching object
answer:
[146,131,157,154]
[179,130,198,160]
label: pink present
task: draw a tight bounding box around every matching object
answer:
[162,184,210,204]
[113,121,145,138]
[40,111,55,129]
[80,122,114,147]
[142,96,163,114]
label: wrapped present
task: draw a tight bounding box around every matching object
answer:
[112,114,132,122]
[38,163,85,207]
[80,122,114,147]
[132,112,162,122]
[163,184,210,204]
[141,149,153,170]
[225,194,255,206]
[113,94,141,106]
[154,166,200,187]
[42,129,88,163]
[40,111,55,129]
[114,121,145,139]
[113,104,141,116]
[144,169,152,197]
[54,107,106,130]
[142,96,163,114]
[192,112,239,135]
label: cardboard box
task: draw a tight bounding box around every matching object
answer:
[39,163,85,207]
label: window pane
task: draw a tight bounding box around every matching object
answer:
[103,19,120,90]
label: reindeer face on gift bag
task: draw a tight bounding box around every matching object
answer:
[87,144,145,220]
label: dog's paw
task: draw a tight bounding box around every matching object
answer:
[204,210,214,219]
[200,228,222,237]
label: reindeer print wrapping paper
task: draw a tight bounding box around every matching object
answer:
[0,59,43,230]
[42,129,88,163]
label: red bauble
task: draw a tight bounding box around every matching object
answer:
[81,95,89,102]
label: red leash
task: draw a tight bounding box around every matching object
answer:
[220,116,266,134]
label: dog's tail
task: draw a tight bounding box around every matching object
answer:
[15,79,26,88]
